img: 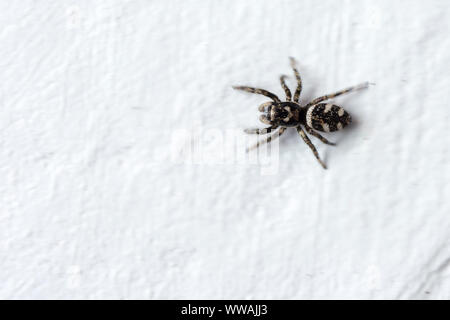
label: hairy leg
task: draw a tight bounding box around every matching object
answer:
[304,126,336,145]
[244,126,278,135]
[279,75,291,101]
[233,86,281,103]
[297,126,327,169]
[246,127,286,152]
[305,82,369,107]
[289,57,303,102]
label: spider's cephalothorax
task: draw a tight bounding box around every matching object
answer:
[233,57,368,169]
[259,101,304,127]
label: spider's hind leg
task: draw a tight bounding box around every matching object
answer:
[304,126,336,146]
[296,126,327,169]
[305,82,369,107]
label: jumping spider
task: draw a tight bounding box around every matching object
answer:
[233,57,369,169]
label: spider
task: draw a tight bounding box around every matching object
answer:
[233,57,369,169]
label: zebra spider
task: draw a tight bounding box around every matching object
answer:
[233,57,369,169]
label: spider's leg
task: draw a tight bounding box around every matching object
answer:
[246,127,286,152]
[289,57,302,102]
[279,75,291,101]
[297,126,327,169]
[305,82,369,107]
[304,126,336,146]
[232,86,281,103]
[244,125,278,135]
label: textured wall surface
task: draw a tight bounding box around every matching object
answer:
[1,0,449,299]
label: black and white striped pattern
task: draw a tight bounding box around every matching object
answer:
[305,103,351,132]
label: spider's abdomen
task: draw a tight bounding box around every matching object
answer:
[305,103,351,132]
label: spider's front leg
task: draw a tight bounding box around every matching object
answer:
[304,126,336,146]
[305,82,369,107]
[279,75,291,101]
[296,126,327,169]
[244,125,278,135]
[232,86,281,103]
[289,57,302,102]
[246,127,286,152]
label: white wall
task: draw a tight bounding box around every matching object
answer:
[1,0,449,299]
